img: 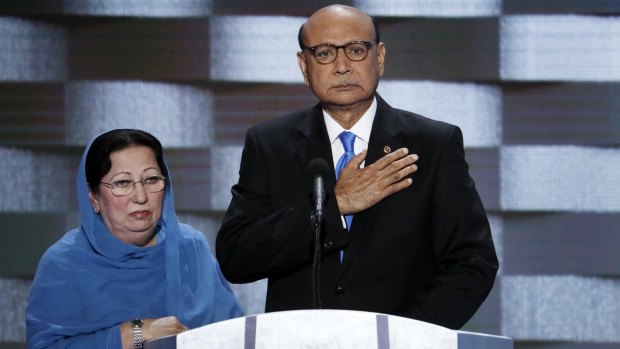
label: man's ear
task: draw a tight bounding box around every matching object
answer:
[297,52,310,86]
[377,42,386,77]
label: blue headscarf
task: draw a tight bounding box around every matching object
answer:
[26,131,244,349]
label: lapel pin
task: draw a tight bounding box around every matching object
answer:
[383,146,391,154]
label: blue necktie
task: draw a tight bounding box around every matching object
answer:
[335,131,356,183]
[335,131,355,261]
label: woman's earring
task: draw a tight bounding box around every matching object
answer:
[93,207,99,214]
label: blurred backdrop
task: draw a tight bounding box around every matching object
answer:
[1,1,620,348]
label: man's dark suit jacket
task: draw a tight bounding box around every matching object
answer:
[216,94,498,329]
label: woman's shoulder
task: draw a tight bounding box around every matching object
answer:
[177,223,210,244]
[176,223,216,256]
[34,228,88,272]
[177,223,203,237]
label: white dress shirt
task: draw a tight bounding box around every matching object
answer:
[322,97,377,228]
[322,97,377,170]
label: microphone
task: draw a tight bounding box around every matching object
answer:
[308,158,330,224]
[307,158,329,309]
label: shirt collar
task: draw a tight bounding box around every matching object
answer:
[323,96,377,145]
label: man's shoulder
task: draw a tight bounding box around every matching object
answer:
[390,106,458,134]
[377,95,457,134]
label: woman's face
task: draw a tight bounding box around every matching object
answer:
[88,146,164,246]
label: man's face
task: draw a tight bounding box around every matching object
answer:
[297,10,385,111]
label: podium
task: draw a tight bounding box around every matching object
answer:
[145,309,512,349]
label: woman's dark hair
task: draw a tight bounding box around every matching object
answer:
[85,129,167,194]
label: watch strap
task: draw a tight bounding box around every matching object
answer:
[130,319,143,349]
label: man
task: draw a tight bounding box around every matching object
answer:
[216,4,498,329]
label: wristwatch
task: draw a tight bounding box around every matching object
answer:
[130,319,144,349]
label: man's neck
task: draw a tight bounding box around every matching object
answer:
[323,99,373,129]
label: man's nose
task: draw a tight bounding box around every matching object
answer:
[333,47,352,73]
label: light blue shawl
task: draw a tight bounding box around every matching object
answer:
[26,136,244,348]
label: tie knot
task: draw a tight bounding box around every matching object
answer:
[339,131,356,153]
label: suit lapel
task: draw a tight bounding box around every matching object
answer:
[340,95,407,271]
[291,97,410,274]
[292,105,346,272]
[293,104,335,180]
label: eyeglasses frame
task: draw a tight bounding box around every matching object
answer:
[301,40,379,64]
[100,175,167,197]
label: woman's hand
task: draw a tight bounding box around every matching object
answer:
[122,316,188,349]
[142,316,188,341]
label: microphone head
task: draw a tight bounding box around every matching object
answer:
[308,158,330,179]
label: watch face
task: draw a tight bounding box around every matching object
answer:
[131,319,143,328]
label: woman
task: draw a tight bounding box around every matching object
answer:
[26,129,244,349]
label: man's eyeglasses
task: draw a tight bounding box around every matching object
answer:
[302,40,378,64]
[100,175,166,197]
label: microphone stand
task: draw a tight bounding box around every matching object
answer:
[308,158,328,310]
[311,178,324,310]
[311,210,322,309]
